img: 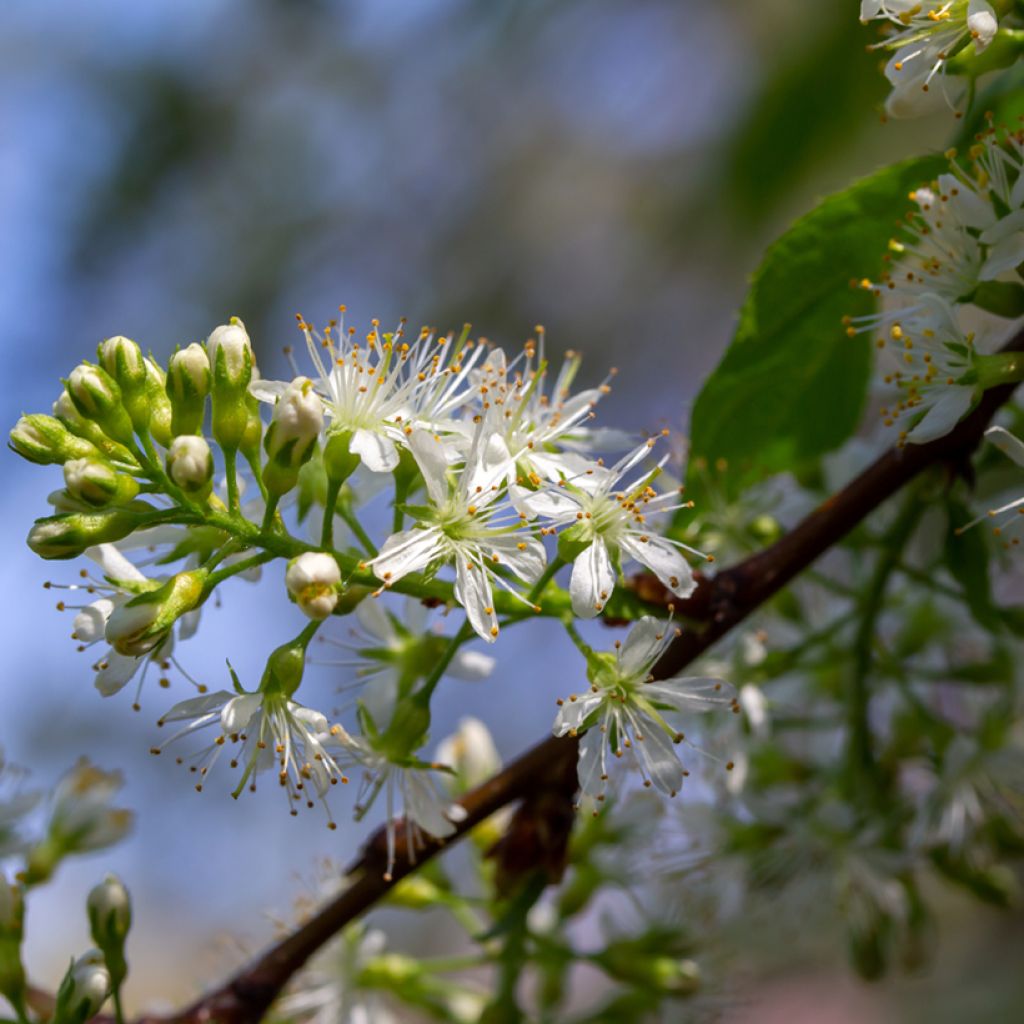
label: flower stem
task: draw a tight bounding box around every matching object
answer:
[224,447,241,514]
[113,985,127,1024]
[527,556,565,606]
[206,551,275,588]
[321,478,341,549]
[416,620,474,705]
[338,502,377,557]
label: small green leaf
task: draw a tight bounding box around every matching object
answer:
[683,155,946,513]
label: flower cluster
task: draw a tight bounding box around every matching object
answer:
[849,130,1024,443]
[12,313,723,878]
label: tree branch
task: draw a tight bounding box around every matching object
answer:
[128,328,1024,1024]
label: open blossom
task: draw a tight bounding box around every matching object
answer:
[152,686,348,821]
[367,429,546,642]
[870,293,982,444]
[317,597,495,725]
[472,330,625,484]
[554,616,737,799]
[251,311,485,474]
[520,438,708,618]
[861,1,1000,118]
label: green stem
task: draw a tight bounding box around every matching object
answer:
[112,986,126,1024]
[562,618,595,661]
[224,447,241,514]
[261,494,280,533]
[322,478,342,549]
[416,620,474,704]
[527,556,565,607]
[338,502,377,557]
[206,551,275,588]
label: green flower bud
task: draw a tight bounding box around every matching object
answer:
[166,342,211,436]
[9,414,100,465]
[324,429,360,486]
[358,952,424,989]
[87,874,131,987]
[285,552,341,620]
[594,949,700,997]
[105,569,208,657]
[53,951,111,1024]
[144,357,174,447]
[63,457,140,508]
[66,363,135,446]
[97,336,149,433]
[259,630,313,699]
[53,390,138,468]
[208,319,254,451]
[0,876,26,1011]
[166,435,214,495]
[27,502,157,560]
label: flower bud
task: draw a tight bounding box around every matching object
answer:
[105,569,207,657]
[324,429,360,486]
[87,874,131,986]
[53,950,111,1024]
[435,717,501,791]
[144,357,174,447]
[263,377,324,499]
[9,414,100,465]
[208,318,254,451]
[166,435,214,495]
[167,343,211,436]
[285,552,341,620]
[260,632,313,699]
[66,363,135,446]
[63,457,140,508]
[27,503,156,560]
[97,336,149,433]
[54,390,138,468]
[0,876,26,1010]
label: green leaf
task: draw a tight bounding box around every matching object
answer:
[682,154,947,513]
[945,499,1001,631]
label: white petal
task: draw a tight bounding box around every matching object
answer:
[619,534,696,599]
[906,386,975,443]
[552,692,603,735]
[86,544,147,584]
[985,426,1024,468]
[94,652,139,696]
[516,487,581,521]
[447,649,496,681]
[980,218,1024,279]
[576,728,609,798]
[159,691,233,723]
[247,378,289,404]
[408,430,451,505]
[453,554,498,642]
[618,616,669,677]
[631,714,684,795]
[464,430,513,496]
[404,771,457,838]
[355,595,395,641]
[371,527,445,584]
[938,174,996,230]
[569,538,616,618]
[485,535,547,584]
[644,677,734,712]
[73,598,116,643]
[967,0,998,51]
[221,693,262,733]
[350,428,399,474]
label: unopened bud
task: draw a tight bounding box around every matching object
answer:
[263,377,323,499]
[144,358,174,446]
[208,319,254,451]
[323,429,360,486]
[167,343,211,436]
[53,391,138,467]
[66,364,135,446]
[105,569,207,657]
[87,874,131,986]
[27,503,156,560]
[63,457,140,508]
[97,337,149,433]
[53,950,111,1024]
[10,414,100,465]
[166,435,214,495]
[285,552,341,620]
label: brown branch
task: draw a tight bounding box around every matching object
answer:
[137,329,1024,1024]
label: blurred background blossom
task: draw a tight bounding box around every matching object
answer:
[2,0,1010,1019]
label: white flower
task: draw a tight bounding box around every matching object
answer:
[471,330,625,484]
[47,760,134,853]
[252,312,484,474]
[317,597,495,725]
[520,439,707,618]
[367,429,546,642]
[553,616,736,799]
[869,293,982,444]
[435,716,501,790]
[275,923,397,1024]
[862,1,1000,118]
[286,552,342,620]
[330,728,467,880]
[152,686,348,822]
